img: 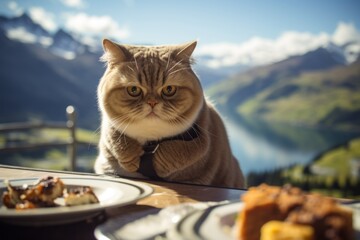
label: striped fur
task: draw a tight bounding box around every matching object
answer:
[95,39,245,188]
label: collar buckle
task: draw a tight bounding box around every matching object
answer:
[143,142,160,154]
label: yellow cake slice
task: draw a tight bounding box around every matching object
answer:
[260,221,314,240]
[237,184,355,240]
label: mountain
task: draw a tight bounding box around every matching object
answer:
[193,65,232,88]
[0,28,102,128]
[1,12,359,131]
[208,47,360,130]
[49,29,87,59]
[0,13,50,37]
[0,12,231,129]
[208,47,343,106]
[0,13,52,46]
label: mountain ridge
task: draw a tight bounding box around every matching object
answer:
[1,12,359,131]
[0,26,102,128]
[208,48,360,130]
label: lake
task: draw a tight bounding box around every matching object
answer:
[219,108,360,177]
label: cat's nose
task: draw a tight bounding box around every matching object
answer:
[147,99,158,108]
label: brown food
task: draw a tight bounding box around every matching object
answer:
[2,176,64,209]
[2,176,99,210]
[238,184,355,240]
[63,186,99,206]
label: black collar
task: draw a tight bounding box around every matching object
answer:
[137,124,200,180]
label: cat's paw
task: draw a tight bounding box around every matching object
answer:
[117,136,144,172]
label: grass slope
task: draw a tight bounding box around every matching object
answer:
[0,128,99,171]
[238,62,360,130]
[281,137,360,198]
[209,60,360,130]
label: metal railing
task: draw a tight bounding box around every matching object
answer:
[0,106,96,171]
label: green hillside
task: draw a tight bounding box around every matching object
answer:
[208,56,360,131]
[283,137,360,198]
[238,61,360,130]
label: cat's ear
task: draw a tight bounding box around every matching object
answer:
[176,41,197,60]
[101,39,127,63]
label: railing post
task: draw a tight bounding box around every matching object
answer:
[66,106,77,171]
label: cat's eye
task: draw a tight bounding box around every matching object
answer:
[162,85,177,97]
[127,86,142,97]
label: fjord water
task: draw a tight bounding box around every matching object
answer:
[220,109,360,177]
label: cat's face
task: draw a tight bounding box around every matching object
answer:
[98,39,204,142]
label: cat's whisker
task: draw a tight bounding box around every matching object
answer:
[133,56,139,71]
[171,107,216,138]
[165,50,171,71]
[113,115,131,128]
[164,105,203,148]
[109,116,128,131]
[166,59,183,76]
[168,67,191,76]
[171,117,203,152]
[92,125,101,136]
[108,116,132,146]
[167,105,208,149]
[118,121,131,145]
[165,103,203,137]
[127,65,135,72]
[193,122,216,137]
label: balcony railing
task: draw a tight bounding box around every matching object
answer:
[0,106,97,171]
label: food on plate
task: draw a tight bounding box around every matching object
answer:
[237,184,354,240]
[3,176,64,209]
[2,176,99,210]
[63,186,99,206]
[260,221,314,240]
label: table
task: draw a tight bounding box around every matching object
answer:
[0,165,246,240]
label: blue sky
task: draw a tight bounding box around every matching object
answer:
[1,0,359,44]
[1,0,360,67]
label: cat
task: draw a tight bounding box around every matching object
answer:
[94,39,245,188]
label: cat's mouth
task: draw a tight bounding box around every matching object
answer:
[146,111,159,118]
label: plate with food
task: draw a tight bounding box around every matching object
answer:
[167,184,360,240]
[0,176,153,226]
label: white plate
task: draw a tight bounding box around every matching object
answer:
[168,201,360,240]
[0,176,153,226]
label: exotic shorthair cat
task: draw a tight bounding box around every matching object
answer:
[94,39,245,188]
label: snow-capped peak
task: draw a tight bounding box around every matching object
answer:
[0,13,92,60]
[324,41,360,64]
[0,13,53,47]
[48,29,86,60]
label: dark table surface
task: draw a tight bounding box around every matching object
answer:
[0,165,246,240]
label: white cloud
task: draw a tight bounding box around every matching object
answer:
[196,22,360,68]
[63,12,130,41]
[8,1,23,15]
[29,7,57,32]
[6,27,37,43]
[6,27,54,46]
[332,22,360,46]
[60,0,85,9]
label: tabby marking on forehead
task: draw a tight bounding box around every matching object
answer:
[98,40,203,142]
[132,57,164,88]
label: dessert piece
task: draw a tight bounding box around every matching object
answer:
[287,194,354,240]
[63,186,99,206]
[238,184,305,240]
[237,184,355,240]
[260,221,314,240]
